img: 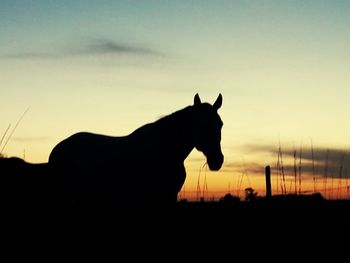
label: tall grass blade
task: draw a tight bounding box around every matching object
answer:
[0,107,30,154]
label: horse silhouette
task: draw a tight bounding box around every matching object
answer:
[48,93,224,209]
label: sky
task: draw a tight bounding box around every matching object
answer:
[1,0,350,200]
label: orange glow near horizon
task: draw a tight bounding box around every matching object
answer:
[179,168,350,202]
[180,147,350,201]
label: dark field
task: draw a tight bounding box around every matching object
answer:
[3,191,350,233]
[1,157,350,238]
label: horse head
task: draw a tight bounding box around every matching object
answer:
[193,93,224,171]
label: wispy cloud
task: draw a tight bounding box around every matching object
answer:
[220,161,265,174]
[82,38,161,56]
[239,143,350,179]
[0,38,162,59]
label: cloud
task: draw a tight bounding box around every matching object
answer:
[0,38,162,59]
[83,38,161,56]
[239,143,350,179]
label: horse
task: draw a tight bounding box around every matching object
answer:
[48,93,224,209]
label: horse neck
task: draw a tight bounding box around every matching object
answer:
[155,106,196,162]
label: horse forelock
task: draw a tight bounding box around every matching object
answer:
[193,103,223,127]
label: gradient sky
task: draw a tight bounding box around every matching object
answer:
[1,0,350,200]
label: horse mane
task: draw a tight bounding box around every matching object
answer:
[155,105,193,125]
[155,102,215,127]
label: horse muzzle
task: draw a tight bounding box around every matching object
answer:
[207,153,224,171]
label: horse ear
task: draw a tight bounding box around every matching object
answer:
[194,93,201,106]
[213,93,222,110]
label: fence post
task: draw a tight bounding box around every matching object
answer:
[265,165,272,199]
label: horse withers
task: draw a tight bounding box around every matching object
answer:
[48,94,224,210]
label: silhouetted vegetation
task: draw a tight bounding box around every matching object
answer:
[244,187,258,202]
[220,193,240,204]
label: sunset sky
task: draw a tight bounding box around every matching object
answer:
[1,0,350,200]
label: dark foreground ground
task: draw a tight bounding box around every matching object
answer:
[2,158,349,256]
[3,193,350,232]
[3,189,350,254]
[1,157,349,239]
[2,199,349,255]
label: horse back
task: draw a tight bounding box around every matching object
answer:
[49,132,129,163]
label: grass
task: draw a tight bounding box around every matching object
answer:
[0,107,29,157]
